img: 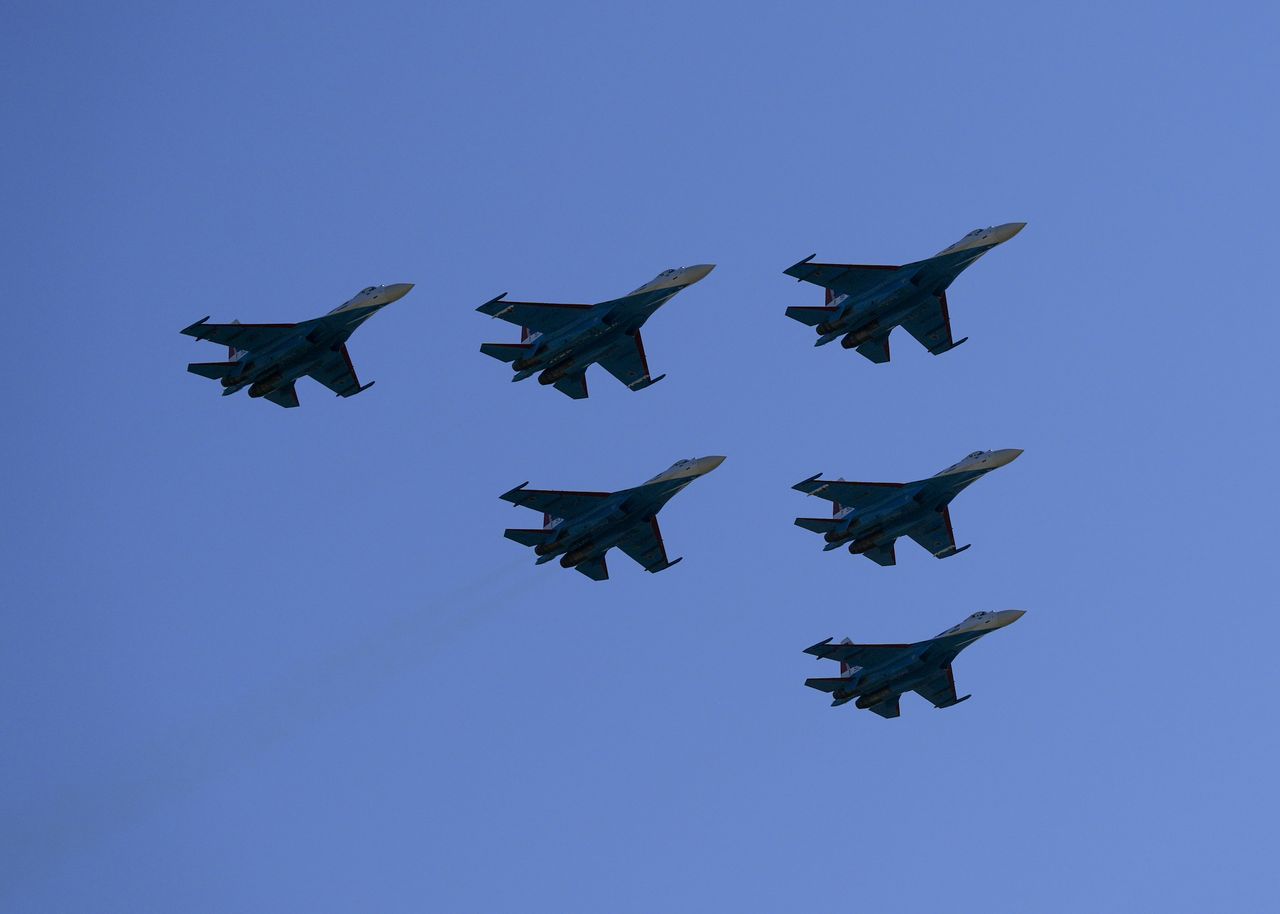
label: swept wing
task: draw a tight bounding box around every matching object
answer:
[181,318,297,351]
[596,331,665,391]
[913,665,970,709]
[615,518,682,573]
[784,257,901,298]
[900,292,967,355]
[476,295,593,334]
[308,344,371,397]
[500,484,613,520]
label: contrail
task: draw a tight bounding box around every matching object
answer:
[1,558,540,899]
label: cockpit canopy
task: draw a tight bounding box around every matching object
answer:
[361,286,377,294]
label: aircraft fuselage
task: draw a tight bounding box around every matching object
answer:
[536,474,694,567]
[822,468,987,552]
[819,245,992,344]
[220,305,382,397]
[513,289,678,383]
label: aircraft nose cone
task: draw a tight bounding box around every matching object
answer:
[386,282,415,300]
[697,455,726,473]
[991,448,1024,467]
[998,609,1027,627]
[682,264,716,284]
[994,222,1026,243]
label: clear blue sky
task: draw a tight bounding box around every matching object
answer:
[2,2,1277,911]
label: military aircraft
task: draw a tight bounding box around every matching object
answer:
[477,264,715,399]
[181,283,415,408]
[793,449,1022,565]
[803,610,1025,718]
[783,223,1025,362]
[499,456,725,580]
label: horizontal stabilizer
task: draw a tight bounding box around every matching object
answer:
[504,528,558,547]
[264,381,300,409]
[479,341,531,364]
[868,695,901,718]
[855,336,891,364]
[784,305,837,327]
[860,540,897,566]
[187,361,239,380]
[553,371,589,400]
[804,677,849,694]
[574,555,609,581]
[795,517,841,535]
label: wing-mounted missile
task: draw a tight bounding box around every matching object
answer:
[183,316,213,341]
[647,556,683,573]
[342,381,375,397]
[629,373,666,391]
[477,292,512,318]
[934,544,971,559]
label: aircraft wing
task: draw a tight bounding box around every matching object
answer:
[476,294,594,334]
[803,639,915,667]
[900,292,967,355]
[615,518,682,573]
[500,483,613,520]
[913,665,969,709]
[904,507,968,559]
[793,475,905,508]
[784,257,901,298]
[181,318,297,351]
[307,344,370,397]
[596,331,665,391]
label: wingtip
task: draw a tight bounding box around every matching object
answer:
[787,253,817,276]
[803,637,835,656]
[477,292,509,314]
[181,315,211,337]
[499,481,530,502]
[792,472,823,491]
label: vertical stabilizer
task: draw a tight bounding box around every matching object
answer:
[228,319,246,360]
[825,288,835,305]
[837,637,856,677]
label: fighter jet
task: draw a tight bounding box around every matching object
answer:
[803,610,1025,718]
[783,223,1025,362]
[793,449,1022,566]
[181,283,415,408]
[477,264,715,399]
[500,456,725,580]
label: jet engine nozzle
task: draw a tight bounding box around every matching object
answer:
[538,367,568,386]
[534,542,557,557]
[840,324,880,349]
[848,538,877,555]
[855,689,892,710]
[247,373,282,398]
[560,546,595,568]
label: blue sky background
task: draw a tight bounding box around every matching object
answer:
[3,2,1278,911]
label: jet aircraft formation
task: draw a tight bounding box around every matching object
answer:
[181,225,1028,720]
